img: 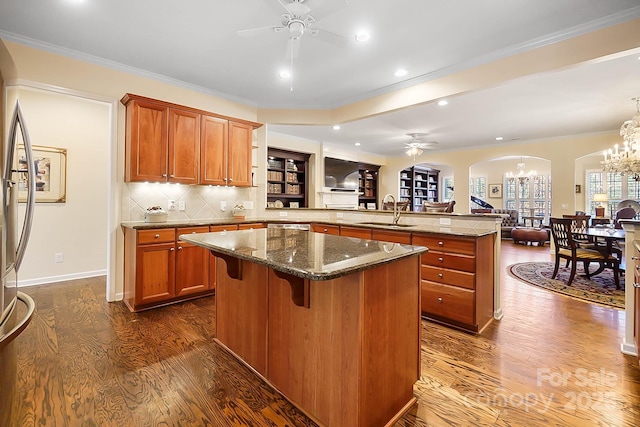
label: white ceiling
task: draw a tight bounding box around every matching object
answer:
[1,0,640,157]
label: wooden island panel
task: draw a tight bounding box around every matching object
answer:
[266,255,420,426]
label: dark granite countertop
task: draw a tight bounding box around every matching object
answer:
[179,228,427,281]
[122,217,497,237]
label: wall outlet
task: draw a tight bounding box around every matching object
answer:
[279,211,288,217]
[243,201,254,210]
[439,217,452,225]
[336,212,344,218]
[220,201,226,212]
[178,200,186,211]
[168,200,176,211]
[55,253,64,263]
[561,204,569,209]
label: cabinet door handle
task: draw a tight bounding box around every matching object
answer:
[437,297,443,303]
[162,174,167,177]
[438,273,443,278]
[229,178,233,182]
[438,257,443,263]
[438,241,444,246]
[634,283,640,288]
[323,228,328,232]
[154,234,160,239]
[633,256,640,260]
[178,246,182,251]
[170,247,175,252]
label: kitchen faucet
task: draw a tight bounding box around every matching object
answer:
[382,193,401,225]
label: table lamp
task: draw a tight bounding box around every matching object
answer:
[593,193,608,217]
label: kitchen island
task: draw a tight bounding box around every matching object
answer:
[180,227,427,427]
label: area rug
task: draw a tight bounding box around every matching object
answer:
[508,262,625,309]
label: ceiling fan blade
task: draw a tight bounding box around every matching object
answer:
[286,37,301,59]
[260,0,291,15]
[305,0,348,21]
[310,27,348,47]
[237,25,284,37]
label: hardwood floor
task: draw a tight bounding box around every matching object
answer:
[9,240,640,426]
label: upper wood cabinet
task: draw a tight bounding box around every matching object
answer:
[124,97,169,182]
[169,108,200,184]
[122,93,262,185]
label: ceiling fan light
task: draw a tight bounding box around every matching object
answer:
[355,31,370,42]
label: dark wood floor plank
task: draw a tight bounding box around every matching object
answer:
[8,241,640,426]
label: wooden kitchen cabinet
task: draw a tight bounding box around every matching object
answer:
[208,224,240,290]
[412,232,495,333]
[372,229,412,244]
[122,93,261,185]
[634,244,640,367]
[123,96,169,182]
[227,121,253,187]
[312,223,340,235]
[176,227,210,297]
[168,108,200,184]
[340,226,372,239]
[123,226,214,312]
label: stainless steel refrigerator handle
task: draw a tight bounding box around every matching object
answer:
[0,292,35,349]
[9,102,36,270]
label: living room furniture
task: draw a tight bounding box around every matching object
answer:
[549,218,621,289]
[511,227,548,246]
[399,165,440,211]
[471,208,520,238]
[614,207,637,229]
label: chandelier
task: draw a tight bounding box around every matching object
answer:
[601,97,640,180]
[405,144,423,160]
[506,157,536,185]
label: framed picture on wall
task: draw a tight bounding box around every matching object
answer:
[17,145,67,203]
[488,184,502,198]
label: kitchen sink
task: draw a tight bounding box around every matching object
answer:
[357,221,415,228]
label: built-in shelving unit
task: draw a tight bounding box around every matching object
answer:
[400,165,440,211]
[358,163,380,209]
[267,148,310,208]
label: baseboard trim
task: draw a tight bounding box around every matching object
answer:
[17,270,107,287]
[621,341,638,357]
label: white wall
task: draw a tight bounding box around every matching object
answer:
[8,86,110,285]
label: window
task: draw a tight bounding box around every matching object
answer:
[469,176,486,207]
[504,175,552,221]
[443,176,454,200]
[586,170,640,217]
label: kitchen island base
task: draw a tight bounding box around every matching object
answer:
[214,252,421,427]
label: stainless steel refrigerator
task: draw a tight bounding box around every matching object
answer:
[0,101,37,425]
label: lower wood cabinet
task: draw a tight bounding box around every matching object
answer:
[634,245,640,367]
[412,232,495,333]
[123,226,214,312]
[339,226,372,239]
[312,223,340,235]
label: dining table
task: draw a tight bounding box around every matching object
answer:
[581,227,626,273]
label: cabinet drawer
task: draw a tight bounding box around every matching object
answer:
[138,228,175,245]
[340,226,372,239]
[371,229,411,244]
[210,224,239,232]
[421,251,475,272]
[312,224,340,235]
[421,281,475,326]
[238,223,266,230]
[176,226,210,245]
[421,265,475,290]
[412,235,475,255]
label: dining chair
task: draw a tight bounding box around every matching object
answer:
[549,218,621,289]
[562,214,595,250]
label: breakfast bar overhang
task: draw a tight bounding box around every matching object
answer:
[180,228,428,427]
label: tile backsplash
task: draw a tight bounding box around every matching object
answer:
[123,182,258,221]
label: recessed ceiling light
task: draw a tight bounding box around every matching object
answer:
[394,69,408,77]
[355,142,361,146]
[495,136,504,141]
[278,70,291,79]
[355,31,370,42]
[333,125,340,130]
[437,100,448,106]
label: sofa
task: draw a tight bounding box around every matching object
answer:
[472,208,520,238]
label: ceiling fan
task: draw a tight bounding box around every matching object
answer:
[404,133,439,158]
[237,0,349,90]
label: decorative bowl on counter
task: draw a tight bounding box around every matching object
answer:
[144,206,168,223]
